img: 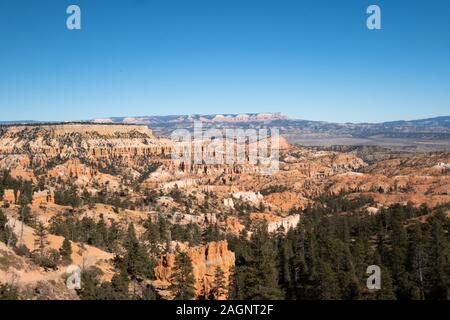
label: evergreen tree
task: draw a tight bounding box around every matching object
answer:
[60,237,73,264]
[203,224,222,243]
[32,222,60,269]
[123,223,154,280]
[423,212,450,299]
[143,215,160,245]
[276,231,293,297]
[407,223,426,300]
[373,266,397,300]
[227,266,238,300]
[290,219,317,299]
[105,220,121,252]
[388,207,409,298]
[238,225,283,300]
[111,260,130,298]
[169,251,196,300]
[94,215,108,248]
[33,222,49,259]
[210,266,227,300]
[78,266,103,300]
[312,259,341,300]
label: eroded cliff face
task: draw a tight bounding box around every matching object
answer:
[0,124,286,179]
[0,124,177,188]
[322,153,450,207]
[46,158,122,190]
[0,124,173,158]
[154,241,235,299]
[1,124,448,213]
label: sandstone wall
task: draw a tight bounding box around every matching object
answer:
[154,240,235,299]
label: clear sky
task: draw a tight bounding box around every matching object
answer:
[0,0,449,123]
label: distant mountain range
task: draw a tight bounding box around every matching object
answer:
[91,112,290,125]
[91,113,450,139]
[91,113,450,129]
[2,113,450,151]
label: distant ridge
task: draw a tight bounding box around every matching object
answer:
[0,120,40,125]
[0,121,145,128]
[2,114,449,151]
[2,114,449,127]
[88,114,450,151]
[382,116,450,127]
[90,113,450,127]
[92,112,289,125]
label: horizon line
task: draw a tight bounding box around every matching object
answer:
[1,113,449,126]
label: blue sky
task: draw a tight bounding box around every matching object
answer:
[0,0,449,123]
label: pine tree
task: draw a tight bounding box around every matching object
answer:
[388,207,409,298]
[374,266,397,300]
[312,259,341,300]
[68,185,82,209]
[169,251,196,300]
[34,222,49,259]
[143,215,160,245]
[94,216,108,248]
[202,224,222,243]
[227,266,238,300]
[407,223,426,300]
[123,223,154,280]
[105,220,120,252]
[291,220,317,299]
[111,260,130,298]
[238,224,283,300]
[78,266,103,300]
[337,243,361,300]
[365,251,397,300]
[32,222,60,269]
[210,266,227,300]
[277,232,293,298]
[424,212,450,299]
[60,237,73,264]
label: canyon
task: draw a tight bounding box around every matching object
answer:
[0,122,449,300]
